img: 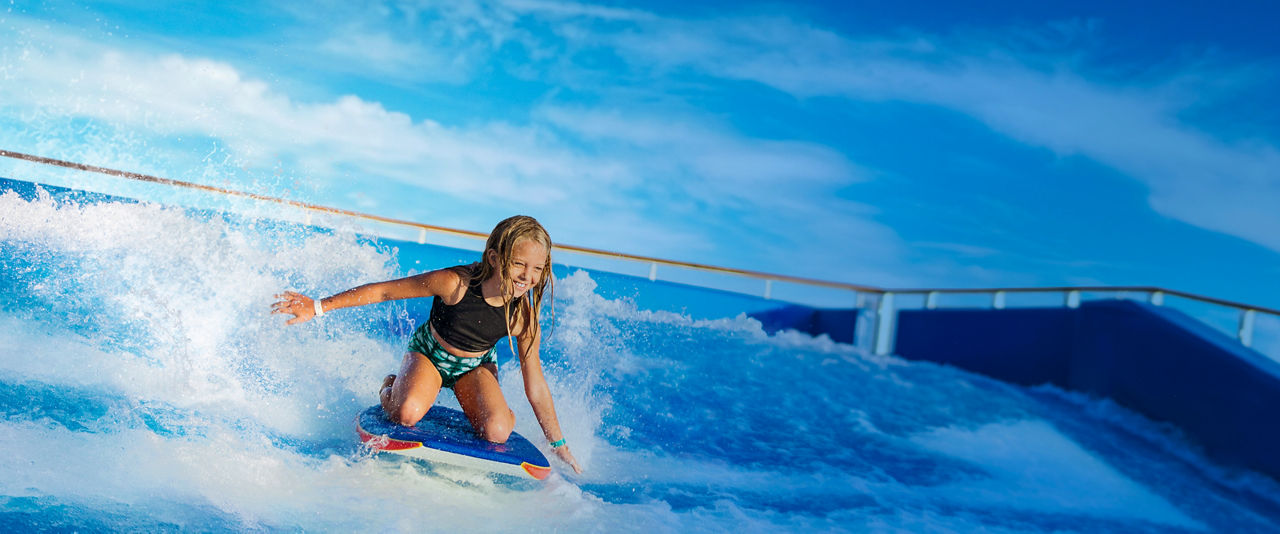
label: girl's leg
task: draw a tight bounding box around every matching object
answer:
[380,351,443,427]
[453,362,515,443]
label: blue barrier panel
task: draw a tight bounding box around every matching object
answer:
[748,305,856,344]
[894,299,1280,482]
[895,307,1076,387]
[1071,300,1280,480]
[812,308,858,345]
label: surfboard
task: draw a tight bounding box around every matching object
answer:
[356,405,552,480]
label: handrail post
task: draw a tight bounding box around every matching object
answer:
[764,279,773,300]
[925,291,939,310]
[648,262,658,282]
[874,292,895,355]
[850,290,862,349]
[417,228,428,244]
[1150,291,1165,306]
[1239,309,1256,347]
[1065,290,1080,309]
[992,291,1006,310]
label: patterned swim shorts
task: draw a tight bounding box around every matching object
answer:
[406,323,497,389]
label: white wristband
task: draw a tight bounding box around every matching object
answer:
[313,298,325,317]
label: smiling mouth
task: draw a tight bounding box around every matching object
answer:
[514,282,528,291]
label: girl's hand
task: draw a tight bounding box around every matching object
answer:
[271,291,317,325]
[554,444,583,475]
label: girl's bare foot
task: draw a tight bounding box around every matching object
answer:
[380,374,396,395]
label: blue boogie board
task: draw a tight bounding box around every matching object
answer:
[356,405,552,480]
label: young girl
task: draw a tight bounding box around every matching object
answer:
[271,215,582,474]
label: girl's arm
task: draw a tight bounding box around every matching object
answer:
[516,319,584,474]
[272,268,462,325]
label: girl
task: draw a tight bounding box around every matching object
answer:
[271,215,582,474]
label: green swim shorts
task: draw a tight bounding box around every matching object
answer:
[407,323,497,389]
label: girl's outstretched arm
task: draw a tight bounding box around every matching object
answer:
[516,322,583,474]
[271,268,463,325]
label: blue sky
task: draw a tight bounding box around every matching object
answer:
[2,1,1279,308]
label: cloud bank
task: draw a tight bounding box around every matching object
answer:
[2,2,1277,293]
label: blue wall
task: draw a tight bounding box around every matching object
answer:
[748,305,857,344]
[895,300,1280,482]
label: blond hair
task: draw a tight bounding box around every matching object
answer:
[463,215,554,357]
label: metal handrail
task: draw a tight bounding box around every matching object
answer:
[3,148,1277,329]
[887,286,1280,317]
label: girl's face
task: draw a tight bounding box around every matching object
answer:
[492,238,547,298]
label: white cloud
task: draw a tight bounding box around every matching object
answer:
[1,24,577,202]
[27,4,1266,292]
[599,14,1280,253]
[0,13,915,286]
[530,104,921,281]
[315,28,471,83]
[538,105,863,193]
[499,0,656,22]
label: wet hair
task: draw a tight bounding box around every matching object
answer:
[463,215,554,357]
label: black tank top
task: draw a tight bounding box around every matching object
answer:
[429,282,512,352]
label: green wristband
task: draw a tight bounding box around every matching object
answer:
[549,438,567,448]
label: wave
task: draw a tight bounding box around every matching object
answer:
[3,188,1280,532]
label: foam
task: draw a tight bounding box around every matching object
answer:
[0,415,888,532]
[910,419,1204,529]
[0,417,591,531]
[555,269,868,358]
[0,191,402,434]
[1031,385,1280,512]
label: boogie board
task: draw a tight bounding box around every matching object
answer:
[356,405,552,480]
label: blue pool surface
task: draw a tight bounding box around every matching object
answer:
[2,181,1280,532]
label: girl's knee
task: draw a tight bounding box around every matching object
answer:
[481,410,515,443]
[390,401,429,427]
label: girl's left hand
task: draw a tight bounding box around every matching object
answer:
[554,445,583,474]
